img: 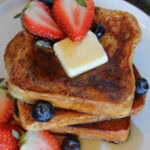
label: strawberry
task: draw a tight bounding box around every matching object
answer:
[20,131,61,150]
[0,89,14,122]
[52,0,95,42]
[0,123,23,135]
[0,123,23,150]
[23,0,65,39]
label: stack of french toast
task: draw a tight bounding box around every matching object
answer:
[4,0,149,146]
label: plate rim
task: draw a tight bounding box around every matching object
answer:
[0,0,150,149]
[95,0,150,30]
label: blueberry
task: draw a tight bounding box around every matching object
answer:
[92,24,105,39]
[32,101,54,122]
[14,99,19,116]
[135,78,149,95]
[62,135,80,150]
[39,0,54,9]
[35,39,58,54]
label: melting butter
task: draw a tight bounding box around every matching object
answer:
[54,31,108,78]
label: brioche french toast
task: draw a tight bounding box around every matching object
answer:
[12,66,143,143]
[15,65,145,130]
[5,7,141,117]
[13,111,130,143]
[50,117,131,143]
[16,92,144,130]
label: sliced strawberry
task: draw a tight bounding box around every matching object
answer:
[52,0,95,42]
[23,0,65,39]
[20,131,61,150]
[0,123,23,135]
[0,123,22,150]
[0,89,14,122]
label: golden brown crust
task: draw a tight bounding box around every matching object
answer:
[5,7,141,117]
[49,117,130,143]
[16,65,145,130]
[13,112,130,143]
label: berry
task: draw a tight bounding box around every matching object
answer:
[32,101,55,122]
[0,89,14,122]
[0,123,23,150]
[62,135,80,150]
[52,0,95,42]
[135,78,149,95]
[0,123,23,134]
[35,39,58,53]
[20,131,61,150]
[39,0,54,9]
[23,0,65,39]
[92,24,105,39]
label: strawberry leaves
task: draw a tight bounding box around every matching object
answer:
[0,78,4,83]
[19,132,26,147]
[14,13,22,19]
[75,0,87,7]
[0,78,8,90]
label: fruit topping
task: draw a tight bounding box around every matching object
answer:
[62,135,80,150]
[32,101,55,122]
[23,0,65,39]
[39,0,54,9]
[20,130,61,150]
[0,89,14,122]
[35,39,58,53]
[0,123,23,150]
[92,24,105,39]
[135,78,149,95]
[52,0,95,42]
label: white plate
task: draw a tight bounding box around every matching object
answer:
[0,0,150,149]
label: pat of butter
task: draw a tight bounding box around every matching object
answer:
[54,31,108,78]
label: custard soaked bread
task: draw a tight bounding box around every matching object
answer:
[15,64,145,130]
[5,7,141,117]
[13,112,130,143]
[16,91,144,130]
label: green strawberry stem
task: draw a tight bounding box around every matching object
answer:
[19,131,26,147]
[75,0,87,7]
[0,86,8,90]
[0,78,5,83]
[14,0,32,20]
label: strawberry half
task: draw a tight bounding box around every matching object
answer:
[0,123,23,150]
[20,131,61,150]
[0,89,14,122]
[0,123,23,135]
[52,0,95,42]
[23,0,65,39]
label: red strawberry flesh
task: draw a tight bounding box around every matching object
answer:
[20,131,61,150]
[23,0,65,39]
[52,0,95,42]
[0,89,14,123]
[0,123,23,150]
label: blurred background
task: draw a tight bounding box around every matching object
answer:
[125,0,150,15]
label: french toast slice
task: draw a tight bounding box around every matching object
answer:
[13,112,130,143]
[50,117,131,143]
[16,91,145,131]
[5,7,141,117]
[16,65,145,130]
